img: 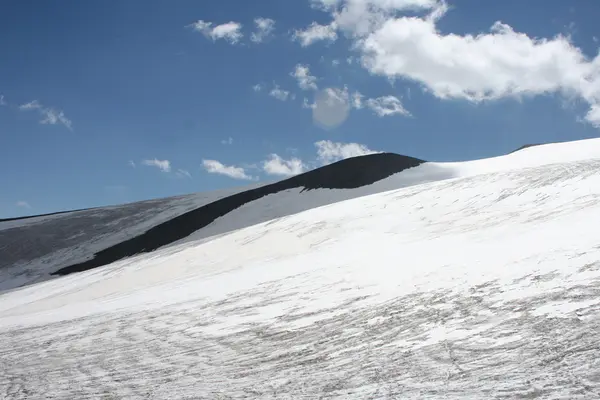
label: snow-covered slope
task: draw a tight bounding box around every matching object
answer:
[1,153,429,290]
[0,184,264,291]
[1,138,600,398]
[3,140,595,293]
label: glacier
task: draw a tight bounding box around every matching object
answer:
[1,139,600,399]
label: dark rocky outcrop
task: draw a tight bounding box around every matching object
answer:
[509,143,543,154]
[51,153,425,276]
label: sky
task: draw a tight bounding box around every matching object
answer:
[1,0,600,217]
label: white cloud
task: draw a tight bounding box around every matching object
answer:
[291,64,318,90]
[176,169,192,178]
[19,100,42,110]
[314,139,378,164]
[305,0,600,127]
[262,154,306,176]
[253,83,264,92]
[0,95,6,106]
[269,85,291,101]
[128,160,136,168]
[315,86,365,110]
[310,0,341,10]
[251,17,275,43]
[303,97,317,109]
[40,108,73,129]
[586,104,600,128]
[293,22,338,46]
[19,100,72,130]
[334,0,440,36]
[351,91,364,109]
[221,136,234,145]
[16,200,31,209]
[202,159,254,180]
[366,95,411,116]
[190,20,243,44]
[142,158,171,172]
[359,14,600,122]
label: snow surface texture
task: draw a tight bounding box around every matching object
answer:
[1,139,600,398]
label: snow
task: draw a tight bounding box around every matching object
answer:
[1,138,600,398]
[0,183,264,290]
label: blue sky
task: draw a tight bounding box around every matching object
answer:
[1,0,599,217]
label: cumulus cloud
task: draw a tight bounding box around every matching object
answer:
[311,0,600,126]
[18,100,72,130]
[314,140,378,164]
[251,17,275,43]
[366,95,411,116]
[269,85,291,101]
[202,159,254,180]
[190,20,243,44]
[291,64,318,90]
[293,22,338,46]
[142,158,171,172]
[16,200,31,209]
[262,154,306,176]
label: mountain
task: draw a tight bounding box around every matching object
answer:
[1,153,432,291]
[1,138,600,398]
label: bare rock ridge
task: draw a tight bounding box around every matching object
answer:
[509,143,542,154]
[50,152,425,276]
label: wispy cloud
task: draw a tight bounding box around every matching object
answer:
[262,154,306,177]
[251,17,275,43]
[0,95,6,106]
[221,136,234,145]
[18,100,42,111]
[16,200,31,209]
[142,158,171,172]
[40,108,73,129]
[302,97,317,109]
[176,169,192,178]
[190,20,243,44]
[293,22,337,47]
[366,96,411,117]
[202,159,255,180]
[18,100,72,130]
[315,140,378,165]
[129,160,136,168]
[253,83,264,92]
[269,85,292,101]
[291,64,318,90]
